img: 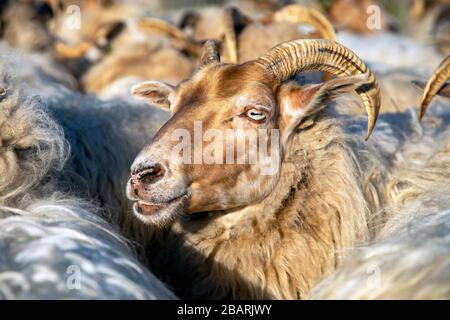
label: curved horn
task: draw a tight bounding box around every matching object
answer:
[222,6,239,63]
[54,41,93,59]
[255,39,380,139]
[200,40,221,66]
[419,55,450,120]
[138,18,202,57]
[138,17,189,42]
[273,4,336,41]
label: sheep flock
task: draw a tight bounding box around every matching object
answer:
[0,0,449,300]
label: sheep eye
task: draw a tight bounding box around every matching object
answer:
[245,109,267,123]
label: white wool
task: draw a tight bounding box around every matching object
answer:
[0,197,176,299]
[309,197,450,299]
[337,31,444,73]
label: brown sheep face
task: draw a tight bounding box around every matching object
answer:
[126,62,367,227]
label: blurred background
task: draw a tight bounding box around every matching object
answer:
[0,0,448,99]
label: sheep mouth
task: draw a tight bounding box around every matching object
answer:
[132,193,187,218]
[134,202,165,216]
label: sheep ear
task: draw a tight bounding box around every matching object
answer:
[131,81,175,111]
[278,75,368,141]
[437,83,450,98]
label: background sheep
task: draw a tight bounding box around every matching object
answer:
[309,126,450,299]
[0,41,169,264]
[0,60,174,298]
[0,196,176,299]
[309,199,450,299]
[0,42,76,93]
[179,4,336,63]
[44,0,203,95]
[54,17,201,97]
[0,0,54,51]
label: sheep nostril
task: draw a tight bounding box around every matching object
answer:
[132,163,165,185]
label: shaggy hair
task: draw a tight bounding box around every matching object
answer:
[0,196,176,299]
[0,42,77,94]
[308,112,450,299]
[0,42,174,299]
[0,77,67,206]
[0,45,173,299]
[308,190,450,299]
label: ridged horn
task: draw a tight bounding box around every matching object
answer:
[273,4,336,41]
[255,39,380,139]
[419,55,450,120]
[200,40,221,66]
[222,6,239,63]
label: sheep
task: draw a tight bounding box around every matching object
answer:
[0,42,168,253]
[235,4,336,62]
[179,4,336,63]
[346,66,436,115]
[39,0,201,91]
[334,30,447,115]
[80,18,201,97]
[48,0,139,51]
[55,3,335,95]
[0,42,77,94]
[0,0,54,51]
[0,62,174,299]
[126,39,450,299]
[46,0,205,89]
[333,31,446,115]
[311,0,446,73]
[308,75,450,299]
[52,15,202,96]
[0,42,76,206]
[0,80,66,207]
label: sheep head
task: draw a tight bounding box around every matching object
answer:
[126,39,380,227]
[54,20,125,60]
